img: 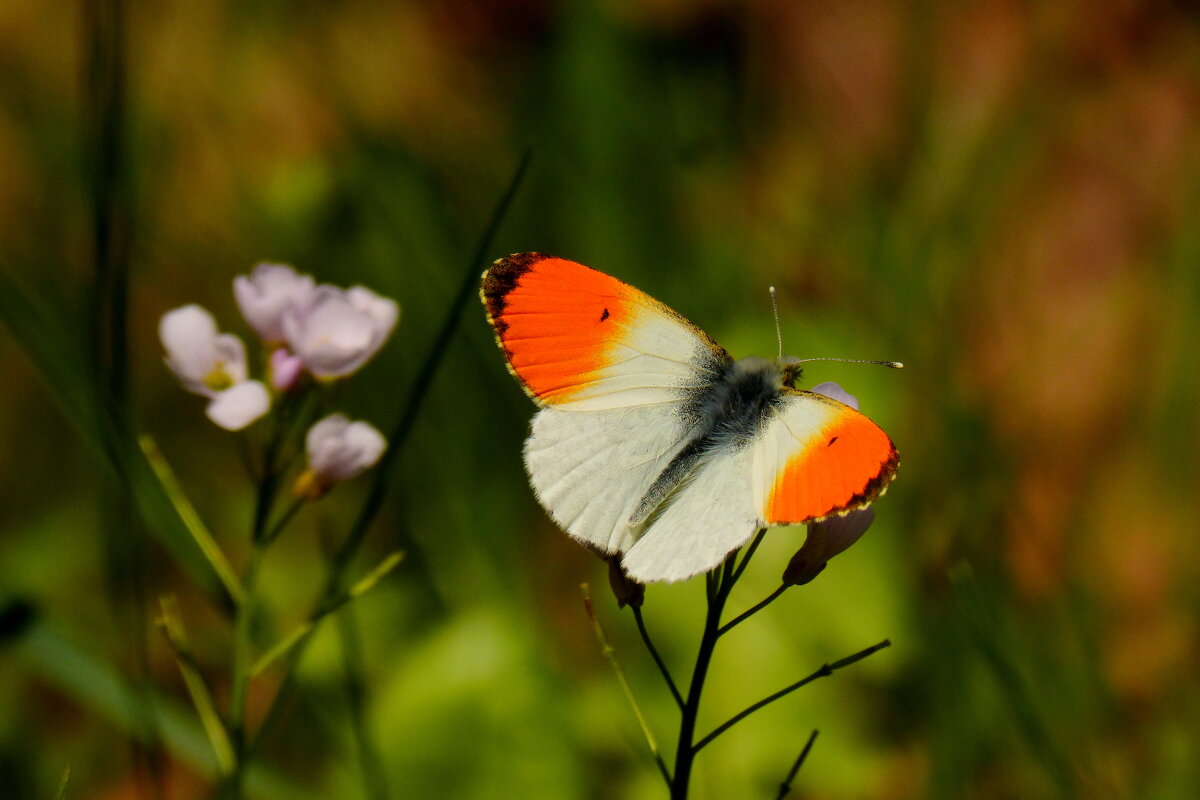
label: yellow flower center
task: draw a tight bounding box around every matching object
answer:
[203,363,235,392]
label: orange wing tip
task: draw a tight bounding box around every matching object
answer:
[481,254,639,403]
[765,418,899,525]
[481,252,550,337]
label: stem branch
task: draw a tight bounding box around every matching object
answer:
[632,606,683,710]
[694,639,891,753]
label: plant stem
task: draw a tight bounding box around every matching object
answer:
[337,604,390,800]
[775,729,819,800]
[584,586,672,789]
[670,557,738,800]
[225,543,267,797]
[632,605,683,710]
[694,639,891,753]
[718,583,787,638]
[246,147,534,757]
[224,421,289,797]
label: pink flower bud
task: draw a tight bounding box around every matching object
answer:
[269,348,304,392]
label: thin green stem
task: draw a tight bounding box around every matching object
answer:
[226,544,267,796]
[693,639,891,753]
[718,583,788,638]
[775,729,819,800]
[584,586,672,789]
[632,606,683,710]
[224,416,290,797]
[337,604,390,800]
[261,497,306,547]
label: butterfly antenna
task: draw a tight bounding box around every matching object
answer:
[792,357,905,369]
[769,286,783,360]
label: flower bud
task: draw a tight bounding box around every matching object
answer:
[294,414,386,498]
[269,348,304,392]
[607,556,645,608]
[782,508,874,586]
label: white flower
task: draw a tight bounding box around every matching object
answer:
[234,263,317,344]
[294,414,386,498]
[205,381,271,431]
[283,285,398,379]
[159,305,270,431]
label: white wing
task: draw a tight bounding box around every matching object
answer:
[620,444,761,583]
[524,404,695,554]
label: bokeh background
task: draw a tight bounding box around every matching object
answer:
[2,0,1199,798]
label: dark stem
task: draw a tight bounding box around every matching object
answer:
[84,0,163,795]
[728,528,768,586]
[669,553,741,800]
[631,606,683,710]
[775,729,819,800]
[718,583,788,638]
[324,143,535,584]
[693,639,891,753]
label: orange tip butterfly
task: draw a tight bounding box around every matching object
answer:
[482,253,900,583]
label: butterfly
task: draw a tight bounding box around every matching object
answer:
[481,253,899,583]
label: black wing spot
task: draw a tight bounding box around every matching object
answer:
[599,307,610,322]
[827,436,839,447]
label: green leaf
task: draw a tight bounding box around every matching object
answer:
[9,599,320,800]
[0,268,227,602]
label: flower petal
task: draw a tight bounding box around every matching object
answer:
[205,381,271,430]
[347,286,400,337]
[160,305,223,393]
[810,381,859,410]
[285,285,398,378]
[234,262,316,343]
[305,413,386,482]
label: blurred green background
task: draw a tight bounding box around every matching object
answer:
[2,0,1199,798]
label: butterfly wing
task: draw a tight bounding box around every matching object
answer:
[753,389,898,526]
[482,253,729,409]
[621,389,898,583]
[483,254,732,554]
[621,443,760,582]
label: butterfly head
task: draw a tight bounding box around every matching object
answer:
[778,356,803,389]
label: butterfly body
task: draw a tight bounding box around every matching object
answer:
[482,253,898,583]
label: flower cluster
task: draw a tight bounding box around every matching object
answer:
[160,262,396,492]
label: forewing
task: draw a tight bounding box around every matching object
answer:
[482,254,729,410]
[525,405,695,554]
[753,390,898,525]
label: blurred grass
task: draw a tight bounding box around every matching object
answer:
[1,0,1199,798]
